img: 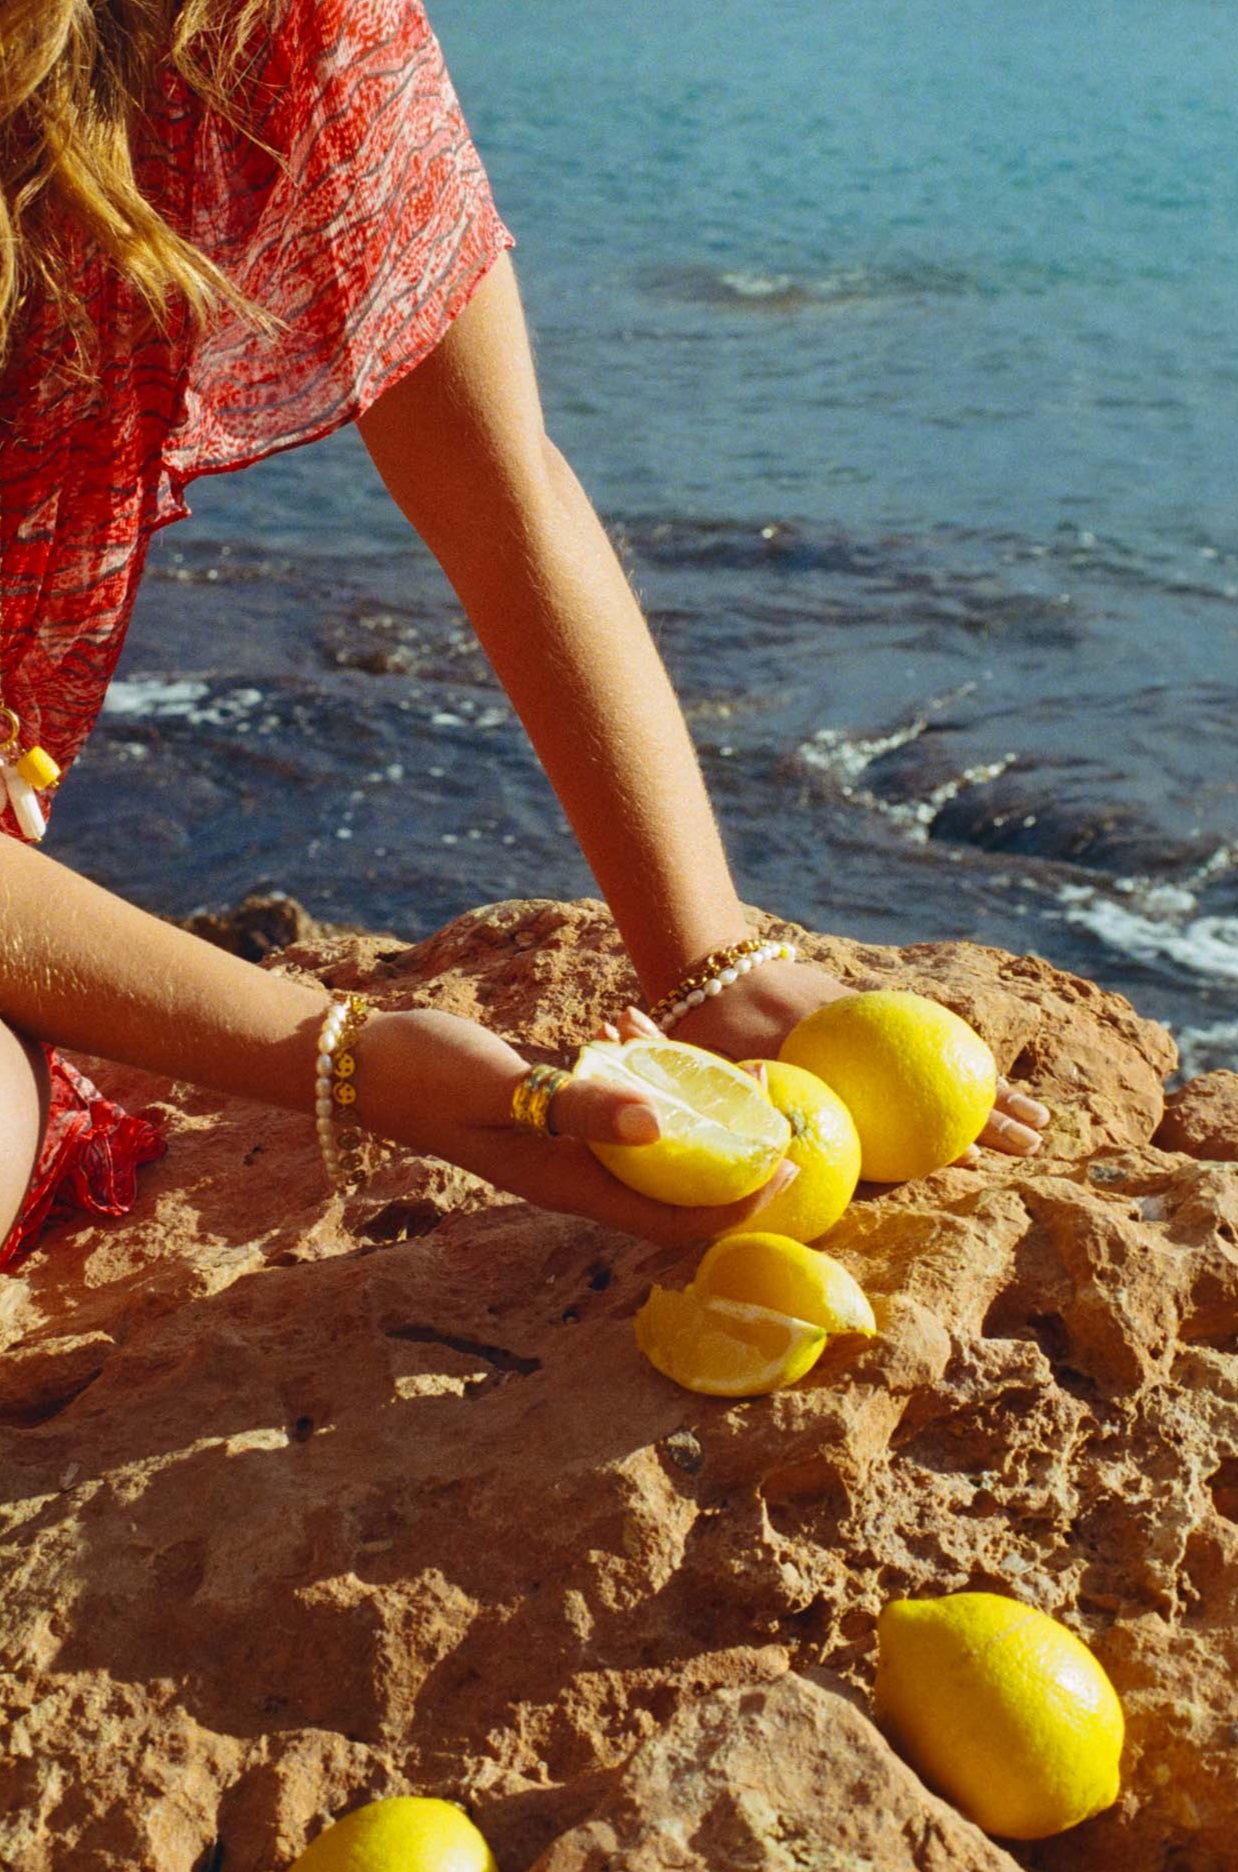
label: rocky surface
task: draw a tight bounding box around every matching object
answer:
[1,897,1235,1872]
[1156,1070,1238,1163]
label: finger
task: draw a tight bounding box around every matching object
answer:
[995,1077,1051,1129]
[978,1107,1044,1156]
[951,1143,983,1168]
[616,1005,661,1041]
[593,1020,622,1042]
[550,1075,662,1144]
[689,1156,801,1234]
[743,1059,770,1089]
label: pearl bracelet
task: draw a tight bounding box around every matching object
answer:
[649,937,799,1033]
[315,993,371,1188]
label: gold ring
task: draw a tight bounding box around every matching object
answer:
[511,1063,573,1135]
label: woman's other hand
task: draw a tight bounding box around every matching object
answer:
[647,961,1051,1165]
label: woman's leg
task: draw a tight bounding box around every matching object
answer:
[0,1021,50,1246]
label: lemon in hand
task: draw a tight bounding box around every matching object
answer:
[694,1230,875,1336]
[287,1797,496,1871]
[875,1592,1124,1840]
[573,1036,789,1206]
[779,990,996,1182]
[724,1059,861,1241]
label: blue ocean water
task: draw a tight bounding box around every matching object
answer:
[53,0,1238,1071]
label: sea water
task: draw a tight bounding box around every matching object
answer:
[53,0,1238,1073]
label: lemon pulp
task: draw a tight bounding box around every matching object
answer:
[573,1036,789,1206]
[634,1287,827,1396]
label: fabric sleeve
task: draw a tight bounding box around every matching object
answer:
[165,0,514,479]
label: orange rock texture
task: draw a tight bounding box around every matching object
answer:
[1,898,1235,1872]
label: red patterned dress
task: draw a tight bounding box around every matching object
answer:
[0,0,512,1266]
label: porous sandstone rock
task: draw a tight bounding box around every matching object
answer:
[1156,1070,1238,1162]
[1,899,1234,1872]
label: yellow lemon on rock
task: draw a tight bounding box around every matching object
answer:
[287,1796,497,1871]
[634,1286,827,1396]
[875,1592,1125,1840]
[724,1059,861,1240]
[693,1231,876,1338]
[573,1036,789,1206]
[779,990,997,1182]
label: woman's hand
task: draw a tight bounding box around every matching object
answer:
[654,960,1051,1166]
[353,1006,797,1249]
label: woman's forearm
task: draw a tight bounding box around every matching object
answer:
[429,438,752,999]
[0,835,328,1109]
[357,254,751,1002]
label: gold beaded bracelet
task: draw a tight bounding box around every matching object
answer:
[647,936,798,1033]
[315,992,372,1188]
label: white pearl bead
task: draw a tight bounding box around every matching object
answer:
[687,988,706,1007]
[316,1072,332,1094]
[316,1052,333,1074]
[719,968,738,986]
[316,1096,333,1117]
[737,957,752,973]
[673,1000,689,1017]
[704,977,723,996]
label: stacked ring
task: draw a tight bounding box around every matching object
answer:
[511,1062,573,1135]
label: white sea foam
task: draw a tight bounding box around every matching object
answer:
[1174,1018,1238,1078]
[103,679,265,729]
[1056,884,1238,983]
[797,686,1017,842]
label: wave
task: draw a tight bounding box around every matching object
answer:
[636,259,976,313]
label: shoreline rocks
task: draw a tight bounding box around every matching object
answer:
[1,898,1235,1872]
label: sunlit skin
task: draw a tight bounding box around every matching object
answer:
[0,257,1045,1255]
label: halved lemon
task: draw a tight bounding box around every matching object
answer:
[573,1036,790,1206]
[634,1286,827,1396]
[693,1230,876,1338]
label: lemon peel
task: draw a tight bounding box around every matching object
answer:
[725,1058,861,1240]
[779,990,996,1182]
[287,1795,497,1871]
[573,1036,789,1206]
[875,1591,1124,1840]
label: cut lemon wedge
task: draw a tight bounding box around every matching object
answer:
[634,1286,827,1396]
[573,1037,790,1206]
[692,1231,876,1337]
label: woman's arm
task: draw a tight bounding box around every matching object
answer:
[0,835,797,1243]
[357,254,1047,1158]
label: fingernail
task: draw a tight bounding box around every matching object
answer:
[754,1159,799,1207]
[616,1104,659,1143]
[627,1006,660,1035]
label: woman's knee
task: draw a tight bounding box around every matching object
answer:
[0,1021,50,1245]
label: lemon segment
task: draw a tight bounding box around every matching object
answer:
[635,1286,827,1395]
[724,1058,861,1240]
[875,1592,1125,1840]
[693,1231,876,1337]
[287,1795,497,1871]
[779,990,997,1183]
[573,1037,790,1206]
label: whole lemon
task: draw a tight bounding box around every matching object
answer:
[875,1592,1124,1840]
[779,990,996,1182]
[723,1059,861,1241]
[287,1796,497,1872]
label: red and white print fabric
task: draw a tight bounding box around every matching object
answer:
[0,0,512,1264]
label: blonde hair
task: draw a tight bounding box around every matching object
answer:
[0,0,278,369]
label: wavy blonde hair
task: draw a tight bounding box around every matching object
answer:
[0,0,278,368]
